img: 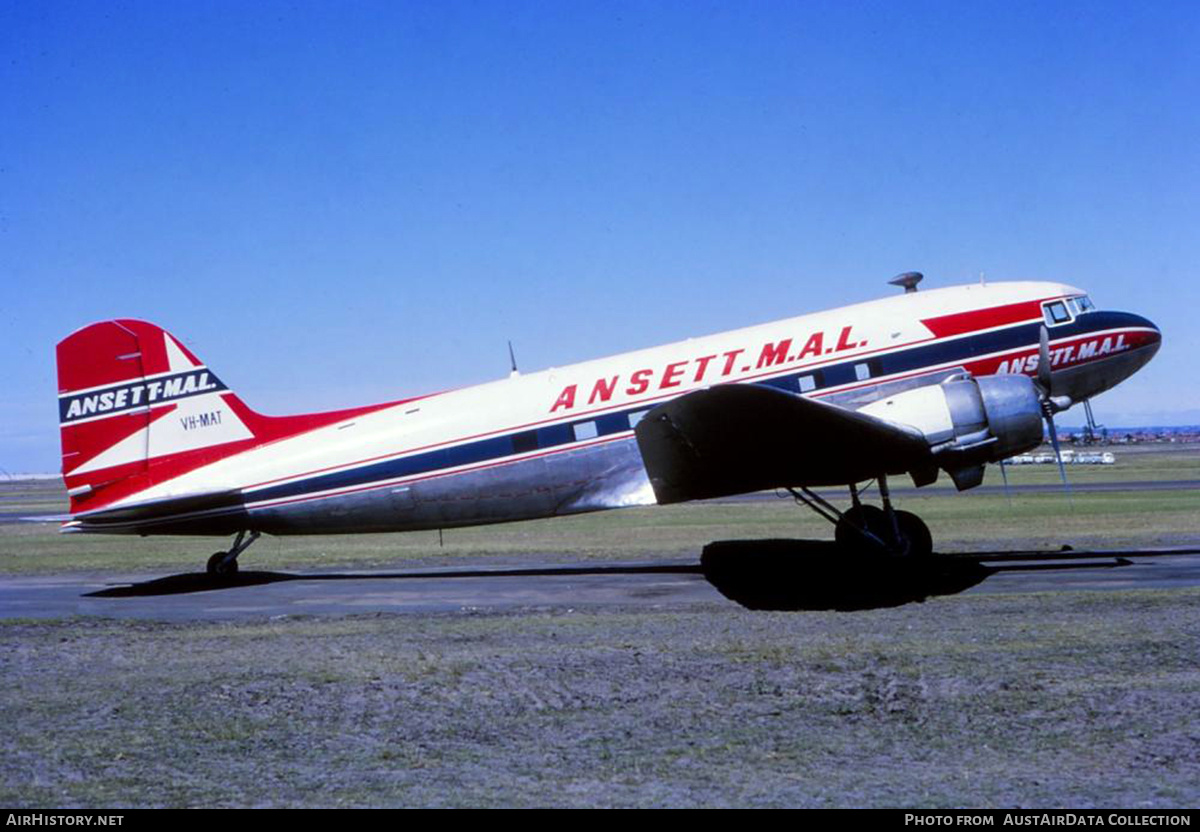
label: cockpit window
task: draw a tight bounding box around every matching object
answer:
[1063,296,1097,317]
[1043,300,1073,326]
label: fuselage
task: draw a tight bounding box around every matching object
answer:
[64,281,1160,536]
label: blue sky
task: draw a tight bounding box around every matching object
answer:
[3,0,1198,473]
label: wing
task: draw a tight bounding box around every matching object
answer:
[633,384,936,504]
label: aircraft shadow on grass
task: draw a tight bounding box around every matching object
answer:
[82,539,1043,611]
[82,561,704,599]
[700,540,1146,610]
[84,538,1145,610]
[699,540,993,611]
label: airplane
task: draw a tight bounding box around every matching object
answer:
[55,273,1161,576]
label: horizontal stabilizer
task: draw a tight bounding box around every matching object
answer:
[634,385,933,504]
[69,488,244,526]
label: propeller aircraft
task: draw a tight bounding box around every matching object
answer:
[55,273,1161,575]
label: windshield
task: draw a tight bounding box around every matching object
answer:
[1043,300,1073,327]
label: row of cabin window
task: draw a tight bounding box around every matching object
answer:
[512,358,887,454]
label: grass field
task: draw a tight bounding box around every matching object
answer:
[3,445,1199,575]
[2,446,1198,807]
[3,590,1199,807]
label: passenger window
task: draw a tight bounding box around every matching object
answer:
[797,374,817,392]
[853,363,871,381]
[572,421,598,441]
[1043,301,1072,326]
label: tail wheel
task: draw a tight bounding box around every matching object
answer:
[204,530,259,576]
[206,551,239,577]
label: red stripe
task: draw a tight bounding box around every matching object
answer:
[920,298,1050,338]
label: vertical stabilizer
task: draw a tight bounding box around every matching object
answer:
[57,320,255,513]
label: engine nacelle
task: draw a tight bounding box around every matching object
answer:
[859,375,1044,489]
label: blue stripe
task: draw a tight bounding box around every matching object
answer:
[247,311,1134,505]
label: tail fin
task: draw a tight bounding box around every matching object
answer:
[57,320,258,514]
[58,319,410,517]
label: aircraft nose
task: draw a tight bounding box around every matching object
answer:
[1133,313,1162,355]
[1117,311,1162,376]
[1064,309,1162,401]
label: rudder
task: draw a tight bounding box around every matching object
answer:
[57,320,256,513]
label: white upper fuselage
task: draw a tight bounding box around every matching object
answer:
[138,281,1102,506]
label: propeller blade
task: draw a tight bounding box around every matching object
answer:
[1044,411,1074,504]
[998,457,1013,508]
[1038,325,1053,394]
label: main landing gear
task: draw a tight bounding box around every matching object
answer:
[206,530,261,577]
[787,475,933,560]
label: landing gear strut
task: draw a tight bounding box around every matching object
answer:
[206,530,261,577]
[788,475,932,559]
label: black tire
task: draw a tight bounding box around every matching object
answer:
[893,510,933,560]
[206,551,238,576]
[834,505,889,552]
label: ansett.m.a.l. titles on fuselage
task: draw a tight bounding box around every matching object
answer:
[995,333,1129,375]
[549,325,863,413]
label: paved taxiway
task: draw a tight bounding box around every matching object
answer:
[2,547,1199,621]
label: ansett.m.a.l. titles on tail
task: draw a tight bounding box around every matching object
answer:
[57,320,258,513]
